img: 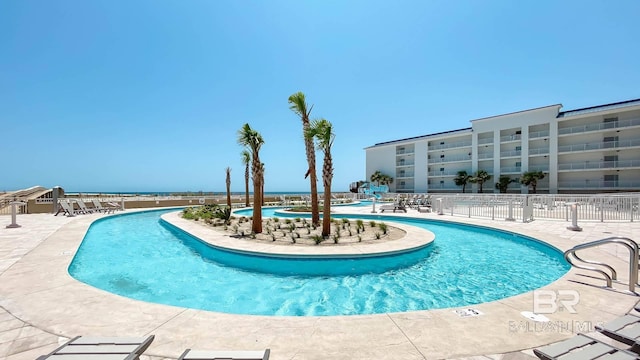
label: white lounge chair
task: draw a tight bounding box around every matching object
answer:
[178,348,270,360]
[37,335,155,360]
[91,199,116,214]
[534,333,638,360]
[596,313,640,350]
[75,199,96,214]
[55,199,77,217]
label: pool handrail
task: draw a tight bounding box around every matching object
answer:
[564,236,638,293]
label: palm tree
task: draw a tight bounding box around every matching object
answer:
[305,118,335,237]
[241,150,250,207]
[520,171,545,194]
[495,175,516,193]
[453,170,472,193]
[237,123,264,233]
[379,174,394,186]
[225,167,232,208]
[469,170,491,193]
[288,92,319,226]
[370,170,383,185]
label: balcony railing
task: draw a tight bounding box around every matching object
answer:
[501,166,522,173]
[558,159,640,171]
[529,165,549,172]
[558,139,640,153]
[529,147,549,155]
[428,140,472,151]
[558,118,640,135]
[428,170,462,177]
[558,180,640,189]
[396,173,414,178]
[478,137,494,145]
[529,130,550,139]
[500,134,521,142]
[396,161,414,166]
[429,154,471,163]
[478,152,493,159]
[500,150,521,158]
[396,149,414,155]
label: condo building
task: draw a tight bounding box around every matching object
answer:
[364,98,640,194]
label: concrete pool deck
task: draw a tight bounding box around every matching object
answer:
[0,205,639,359]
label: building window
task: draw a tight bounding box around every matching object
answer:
[440,154,445,158]
[603,117,619,129]
[440,141,445,145]
[440,167,444,172]
[515,161,521,167]
[515,146,521,151]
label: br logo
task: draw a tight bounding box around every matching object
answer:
[533,290,579,314]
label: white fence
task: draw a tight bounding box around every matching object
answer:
[391,193,640,223]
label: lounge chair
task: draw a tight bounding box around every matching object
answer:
[533,333,638,360]
[380,202,407,213]
[55,200,77,217]
[177,348,270,360]
[37,335,155,360]
[596,314,640,349]
[92,199,116,214]
[108,201,124,211]
[75,199,96,214]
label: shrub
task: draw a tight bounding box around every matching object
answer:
[369,220,376,228]
[375,232,381,239]
[312,235,324,245]
[378,222,388,235]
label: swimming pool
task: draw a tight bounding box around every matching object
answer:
[68,208,569,316]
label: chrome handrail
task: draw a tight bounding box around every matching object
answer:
[564,237,638,292]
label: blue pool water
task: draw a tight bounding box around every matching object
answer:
[68,208,569,316]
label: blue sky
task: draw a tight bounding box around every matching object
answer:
[1,1,639,193]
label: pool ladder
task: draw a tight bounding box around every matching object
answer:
[564,236,639,293]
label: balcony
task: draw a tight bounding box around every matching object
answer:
[557,139,640,153]
[500,150,521,158]
[500,134,521,142]
[396,149,414,155]
[529,130,550,139]
[428,170,462,177]
[529,165,549,172]
[558,180,640,189]
[396,172,414,179]
[478,137,493,145]
[501,166,522,174]
[558,118,640,136]
[396,161,415,167]
[529,147,549,156]
[428,140,472,151]
[478,152,493,160]
[427,183,461,190]
[429,154,471,163]
[558,159,640,171]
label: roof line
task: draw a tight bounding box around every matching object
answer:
[558,98,640,116]
[471,104,562,122]
[371,127,472,147]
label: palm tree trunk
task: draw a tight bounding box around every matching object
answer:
[244,166,250,207]
[252,155,263,233]
[226,169,231,208]
[321,154,333,237]
[304,130,320,226]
